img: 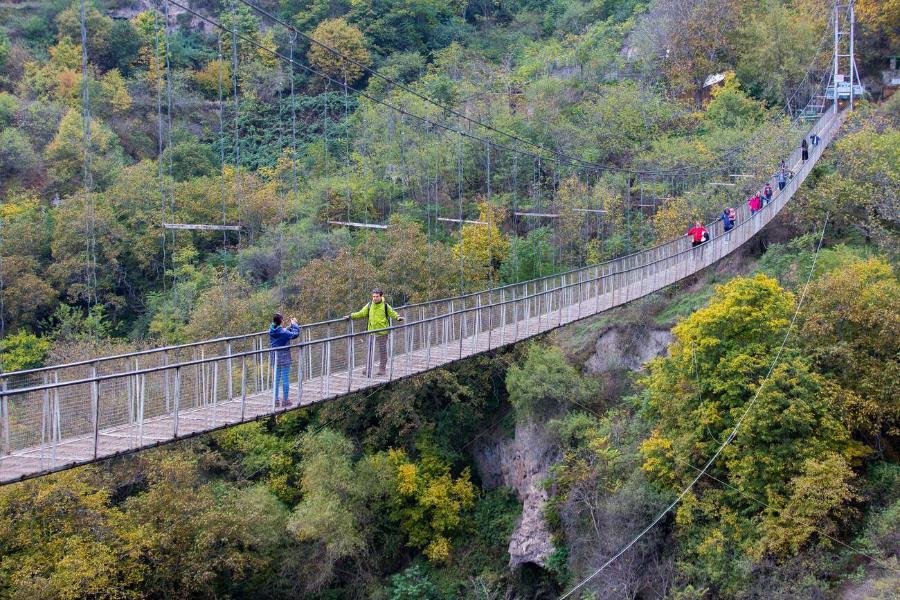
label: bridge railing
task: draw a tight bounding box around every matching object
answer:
[0,109,842,482]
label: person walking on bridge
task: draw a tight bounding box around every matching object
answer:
[687,221,708,247]
[776,161,791,191]
[350,288,404,377]
[720,207,735,232]
[269,313,300,407]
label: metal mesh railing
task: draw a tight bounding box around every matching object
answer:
[0,109,843,484]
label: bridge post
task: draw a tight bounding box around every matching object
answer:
[226,343,233,403]
[163,350,170,413]
[474,296,481,352]
[173,366,181,438]
[91,363,99,459]
[458,310,464,360]
[558,274,564,327]
[389,328,395,381]
[297,343,305,402]
[240,357,247,422]
[1,378,9,456]
[347,332,353,393]
[486,298,493,351]
[422,319,430,368]
[513,289,519,341]
[500,289,506,345]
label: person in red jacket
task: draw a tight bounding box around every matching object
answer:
[748,192,762,214]
[687,221,708,247]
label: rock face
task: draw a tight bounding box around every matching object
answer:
[473,325,673,571]
[584,326,672,374]
[473,420,559,569]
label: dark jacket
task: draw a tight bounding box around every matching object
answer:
[721,210,734,231]
[269,323,300,367]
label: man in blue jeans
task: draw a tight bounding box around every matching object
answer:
[269,313,300,407]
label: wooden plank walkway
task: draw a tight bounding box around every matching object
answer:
[0,110,845,485]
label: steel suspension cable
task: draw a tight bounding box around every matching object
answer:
[79,0,97,306]
[217,34,228,249]
[154,11,167,291]
[230,0,242,245]
[559,214,832,599]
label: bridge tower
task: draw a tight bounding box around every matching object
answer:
[829,1,864,111]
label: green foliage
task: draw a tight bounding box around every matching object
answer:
[307,18,371,84]
[44,108,124,194]
[378,446,476,563]
[388,565,440,600]
[736,0,827,106]
[0,93,17,128]
[798,256,900,441]
[47,304,111,342]
[0,330,51,371]
[703,73,765,129]
[501,226,556,283]
[639,275,865,593]
[160,138,217,182]
[796,107,899,250]
[0,128,40,184]
[506,343,598,420]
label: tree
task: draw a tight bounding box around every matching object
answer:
[388,565,440,600]
[795,112,899,249]
[287,428,393,592]
[161,139,218,182]
[55,2,114,69]
[735,1,827,106]
[654,0,741,105]
[798,257,900,442]
[638,275,864,593]
[0,330,51,371]
[0,92,17,128]
[0,128,41,186]
[506,344,598,421]
[704,73,765,129]
[0,467,143,598]
[376,447,476,563]
[377,216,457,304]
[855,0,900,65]
[500,227,556,283]
[292,247,379,321]
[44,108,124,195]
[452,201,508,289]
[307,18,371,84]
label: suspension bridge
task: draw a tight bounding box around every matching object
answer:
[0,0,864,486]
[0,106,845,484]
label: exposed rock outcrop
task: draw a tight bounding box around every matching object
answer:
[584,326,672,374]
[473,420,559,569]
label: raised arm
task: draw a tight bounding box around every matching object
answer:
[350,304,369,320]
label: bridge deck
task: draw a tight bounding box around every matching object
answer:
[0,110,845,485]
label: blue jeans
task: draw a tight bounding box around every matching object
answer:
[273,364,291,404]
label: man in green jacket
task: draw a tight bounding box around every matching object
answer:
[349,288,404,376]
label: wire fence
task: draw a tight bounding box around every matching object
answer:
[0,110,843,484]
